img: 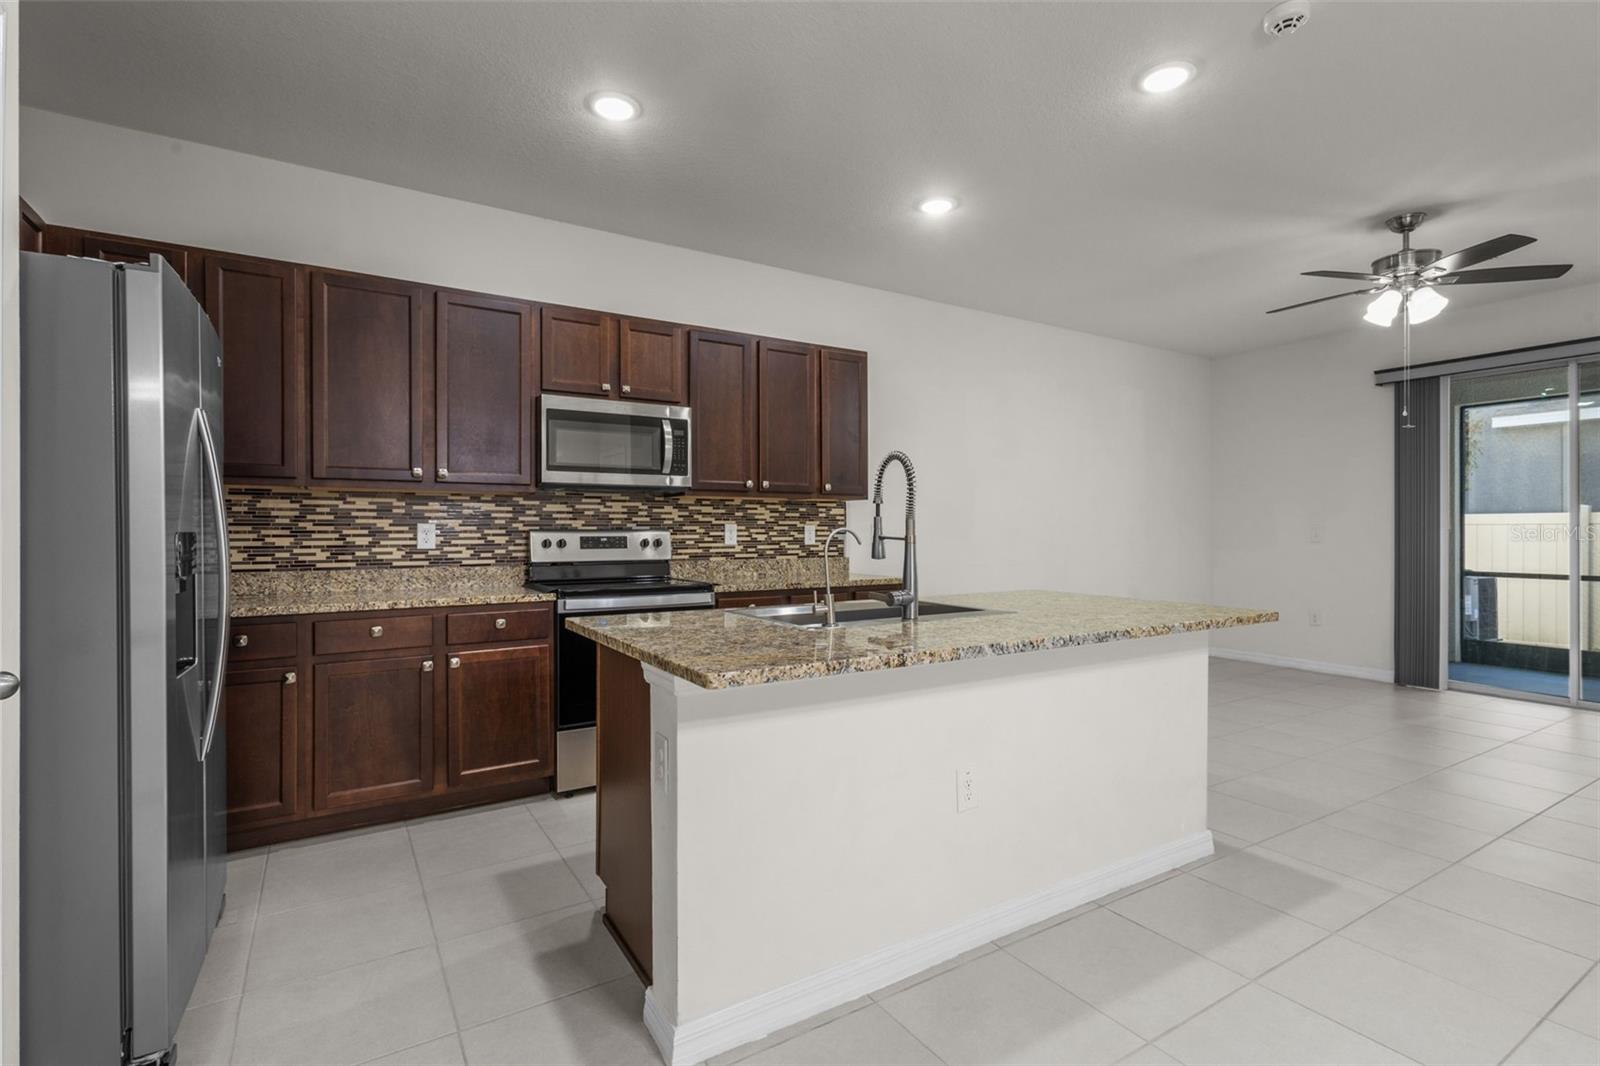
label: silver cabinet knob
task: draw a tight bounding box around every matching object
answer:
[437,467,449,479]
[600,382,611,392]
[745,480,753,489]
[411,466,423,479]
[370,625,384,638]
[0,672,19,700]
[449,656,461,669]
[235,634,250,648]
[283,671,296,685]
[762,480,771,489]
[494,617,507,630]
[422,659,434,672]
[621,384,632,394]
[824,482,832,492]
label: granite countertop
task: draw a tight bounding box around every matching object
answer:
[230,564,553,618]
[566,590,1278,690]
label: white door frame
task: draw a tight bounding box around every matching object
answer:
[1,5,22,1062]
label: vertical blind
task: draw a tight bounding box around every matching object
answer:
[1393,379,1441,688]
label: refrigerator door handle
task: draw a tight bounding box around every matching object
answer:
[196,408,230,759]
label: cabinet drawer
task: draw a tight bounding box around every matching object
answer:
[230,621,297,662]
[446,606,551,646]
[313,614,433,655]
[716,591,790,609]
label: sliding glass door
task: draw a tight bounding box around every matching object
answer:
[1449,359,1600,706]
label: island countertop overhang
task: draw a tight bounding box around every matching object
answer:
[565,589,1277,690]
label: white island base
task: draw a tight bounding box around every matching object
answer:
[636,631,1212,1065]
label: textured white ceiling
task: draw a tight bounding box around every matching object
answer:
[20,1,1600,356]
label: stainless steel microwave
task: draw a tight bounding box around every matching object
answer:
[539,394,692,490]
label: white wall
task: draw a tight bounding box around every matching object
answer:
[21,107,1214,603]
[1211,283,1600,678]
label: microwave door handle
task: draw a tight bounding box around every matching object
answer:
[661,418,674,475]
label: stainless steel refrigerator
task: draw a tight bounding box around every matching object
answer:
[19,253,230,1065]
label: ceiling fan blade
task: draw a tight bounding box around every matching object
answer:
[1433,264,1573,286]
[1265,287,1379,315]
[1428,234,1536,275]
[1302,270,1387,282]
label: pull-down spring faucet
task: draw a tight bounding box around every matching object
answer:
[865,450,919,621]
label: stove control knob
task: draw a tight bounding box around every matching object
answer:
[640,538,650,550]
[653,538,663,548]
[556,538,568,549]
[540,538,552,549]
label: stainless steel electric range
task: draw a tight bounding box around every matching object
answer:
[525,529,715,793]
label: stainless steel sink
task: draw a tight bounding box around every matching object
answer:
[730,599,1004,628]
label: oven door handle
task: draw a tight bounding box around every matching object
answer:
[661,418,674,476]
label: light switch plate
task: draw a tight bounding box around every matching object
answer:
[723,523,738,547]
[417,522,438,549]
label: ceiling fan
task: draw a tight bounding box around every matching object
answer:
[1266,212,1573,324]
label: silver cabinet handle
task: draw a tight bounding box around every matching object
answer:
[370,625,384,638]
[235,634,250,648]
[621,384,632,394]
[825,482,832,492]
[600,382,611,392]
[494,618,507,630]
[422,659,434,672]
[0,672,18,700]
[283,671,296,685]
[762,480,771,489]
[411,466,423,479]
[745,480,753,489]
[437,467,449,480]
[449,656,461,669]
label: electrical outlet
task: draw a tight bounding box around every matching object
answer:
[654,733,670,793]
[1309,609,1323,627]
[1309,524,1324,544]
[804,524,817,546]
[723,522,738,547]
[957,768,978,813]
[416,522,437,549]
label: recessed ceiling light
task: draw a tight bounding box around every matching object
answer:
[586,92,641,122]
[917,196,958,216]
[1138,62,1196,94]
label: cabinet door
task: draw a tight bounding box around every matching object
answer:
[715,591,789,609]
[689,330,758,492]
[80,232,202,295]
[819,347,868,498]
[757,340,819,493]
[540,306,616,397]
[310,271,431,483]
[312,654,435,809]
[446,644,553,788]
[436,291,537,486]
[224,665,300,826]
[19,198,44,253]
[618,318,687,404]
[208,255,306,480]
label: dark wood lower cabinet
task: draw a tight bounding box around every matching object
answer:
[595,644,653,982]
[312,653,436,810]
[447,643,553,788]
[223,665,300,826]
[225,602,558,850]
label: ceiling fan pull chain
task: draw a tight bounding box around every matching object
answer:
[1400,298,1416,431]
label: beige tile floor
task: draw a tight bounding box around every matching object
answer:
[179,659,1600,1065]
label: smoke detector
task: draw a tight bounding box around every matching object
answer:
[1263,0,1310,37]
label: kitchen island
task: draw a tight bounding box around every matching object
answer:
[571,590,1276,1065]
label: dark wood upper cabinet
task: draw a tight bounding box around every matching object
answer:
[446,643,553,788]
[77,232,205,299]
[436,291,537,486]
[19,198,44,254]
[618,317,687,404]
[310,270,431,483]
[757,340,819,494]
[208,255,306,480]
[689,330,758,492]
[540,306,616,397]
[312,654,436,810]
[224,665,300,826]
[819,347,869,498]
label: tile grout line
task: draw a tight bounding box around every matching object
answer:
[405,824,466,1044]
[223,855,267,1066]
[1495,960,1598,1066]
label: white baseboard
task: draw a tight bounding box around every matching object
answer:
[1210,646,1394,684]
[643,830,1214,1066]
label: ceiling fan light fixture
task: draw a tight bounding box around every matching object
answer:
[1364,289,1402,327]
[1407,286,1449,325]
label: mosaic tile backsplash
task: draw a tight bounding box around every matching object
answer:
[226,487,847,571]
